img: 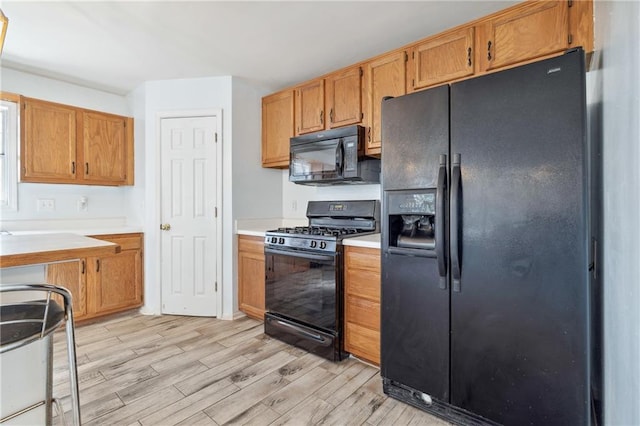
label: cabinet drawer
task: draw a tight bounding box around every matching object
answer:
[346,295,380,330]
[238,235,264,254]
[92,234,142,251]
[345,247,380,272]
[345,269,380,301]
[345,321,380,365]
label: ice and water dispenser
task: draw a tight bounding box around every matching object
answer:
[386,190,437,254]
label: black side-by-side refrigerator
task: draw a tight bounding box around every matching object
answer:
[380,49,601,425]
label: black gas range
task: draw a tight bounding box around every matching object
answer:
[264,200,379,361]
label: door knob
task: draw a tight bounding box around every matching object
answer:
[160,223,171,231]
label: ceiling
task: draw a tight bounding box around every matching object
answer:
[0,1,517,96]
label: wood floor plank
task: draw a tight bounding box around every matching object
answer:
[117,361,209,404]
[139,378,239,426]
[225,402,280,426]
[269,395,335,425]
[149,341,224,373]
[314,361,378,406]
[262,366,336,415]
[131,330,202,355]
[85,385,184,426]
[51,312,451,425]
[174,411,219,426]
[174,356,254,396]
[319,388,386,426]
[203,372,290,424]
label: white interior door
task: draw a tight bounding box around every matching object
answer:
[160,116,219,316]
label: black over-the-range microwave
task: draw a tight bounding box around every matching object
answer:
[289,125,381,186]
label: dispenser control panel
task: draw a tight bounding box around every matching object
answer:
[389,191,435,215]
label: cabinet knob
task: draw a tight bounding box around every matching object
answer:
[160,223,171,231]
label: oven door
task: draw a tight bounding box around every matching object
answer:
[289,138,343,184]
[264,247,340,333]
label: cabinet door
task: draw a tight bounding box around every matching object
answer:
[326,66,364,129]
[409,26,475,91]
[262,90,294,168]
[238,236,265,320]
[20,97,77,183]
[295,79,325,135]
[364,50,406,156]
[344,246,381,365]
[89,249,142,315]
[80,111,128,184]
[479,1,569,72]
[46,260,87,320]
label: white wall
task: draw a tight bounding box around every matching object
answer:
[281,172,381,219]
[132,76,282,320]
[231,77,282,315]
[132,76,232,318]
[0,68,134,224]
[595,1,640,425]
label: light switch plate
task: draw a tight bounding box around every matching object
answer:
[37,199,55,211]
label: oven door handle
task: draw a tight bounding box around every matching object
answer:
[264,247,336,262]
[266,317,331,346]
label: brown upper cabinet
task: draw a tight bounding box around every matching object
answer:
[325,65,364,129]
[21,98,77,183]
[81,111,129,184]
[262,90,294,168]
[408,26,475,92]
[363,50,407,156]
[477,1,569,73]
[295,79,325,135]
[261,0,594,167]
[21,97,134,186]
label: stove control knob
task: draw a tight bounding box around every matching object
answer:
[310,240,317,248]
[271,237,277,244]
[320,241,327,249]
[278,237,285,244]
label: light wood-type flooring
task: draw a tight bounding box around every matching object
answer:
[52,312,451,425]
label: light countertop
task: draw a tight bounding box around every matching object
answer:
[1,218,143,237]
[342,233,381,249]
[0,233,120,268]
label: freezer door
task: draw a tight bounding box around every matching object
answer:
[381,85,449,191]
[449,50,590,425]
[381,252,449,400]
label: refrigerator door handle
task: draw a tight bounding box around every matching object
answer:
[451,153,462,292]
[436,154,448,289]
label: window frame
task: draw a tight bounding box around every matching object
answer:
[1,93,20,211]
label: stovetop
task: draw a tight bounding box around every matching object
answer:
[264,200,379,253]
[272,226,371,237]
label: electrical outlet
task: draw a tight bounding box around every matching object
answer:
[77,196,88,212]
[37,199,55,211]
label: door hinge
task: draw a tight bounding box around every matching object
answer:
[215,282,218,292]
[214,132,218,143]
[568,34,573,44]
[568,0,573,7]
[214,207,218,218]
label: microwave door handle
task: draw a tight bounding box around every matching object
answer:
[335,138,344,173]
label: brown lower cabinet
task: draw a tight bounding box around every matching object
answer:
[344,245,381,365]
[237,234,266,320]
[46,233,143,321]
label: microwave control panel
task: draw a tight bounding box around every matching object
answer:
[343,136,358,172]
